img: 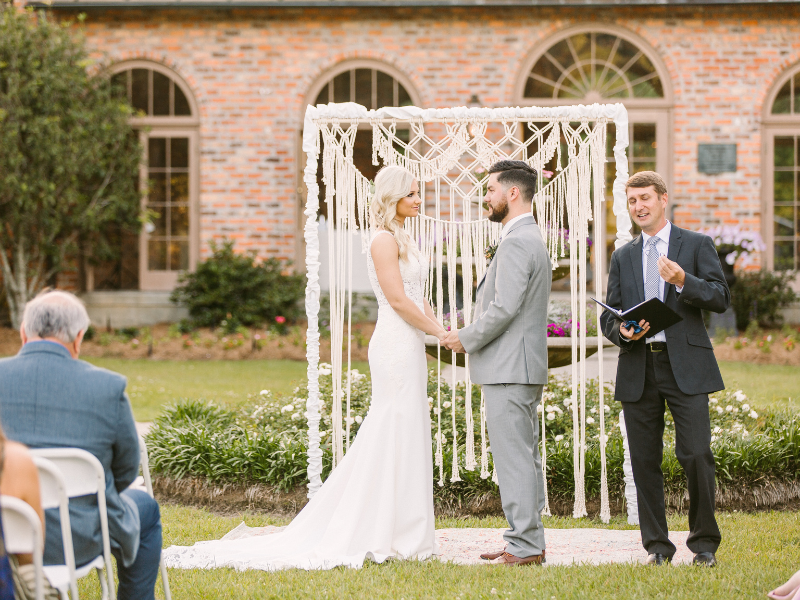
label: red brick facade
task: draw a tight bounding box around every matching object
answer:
[50,4,800,276]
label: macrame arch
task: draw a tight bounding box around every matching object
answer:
[301,103,633,523]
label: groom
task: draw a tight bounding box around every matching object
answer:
[443,160,551,566]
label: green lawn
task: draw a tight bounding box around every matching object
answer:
[85,358,369,421]
[76,505,800,600]
[718,361,800,411]
[88,357,798,422]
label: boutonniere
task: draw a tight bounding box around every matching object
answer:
[485,241,499,265]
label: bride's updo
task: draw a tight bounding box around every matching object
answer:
[369,165,417,261]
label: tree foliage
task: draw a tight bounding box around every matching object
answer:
[170,239,306,329]
[0,8,142,326]
[730,270,797,331]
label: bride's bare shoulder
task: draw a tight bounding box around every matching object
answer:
[370,231,399,260]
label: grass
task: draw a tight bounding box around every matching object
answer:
[87,356,798,422]
[717,360,800,411]
[75,504,800,599]
[84,358,369,421]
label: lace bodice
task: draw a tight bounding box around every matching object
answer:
[367,231,427,307]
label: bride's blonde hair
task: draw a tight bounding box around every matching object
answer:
[369,165,418,260]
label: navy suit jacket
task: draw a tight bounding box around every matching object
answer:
[601,226,730,402]
[0,342,140,567]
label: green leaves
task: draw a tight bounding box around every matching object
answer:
[0,8,142,324]
[170,239,306,329]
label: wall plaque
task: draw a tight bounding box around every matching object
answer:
[698,143,737,174]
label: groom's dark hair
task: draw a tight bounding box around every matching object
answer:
[488,160,538,204]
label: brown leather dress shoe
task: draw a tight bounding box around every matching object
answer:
[496,552,544,566]
[480,549,506,561]
[481,549,546,563]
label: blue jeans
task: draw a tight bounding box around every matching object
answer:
[115,490,161,600]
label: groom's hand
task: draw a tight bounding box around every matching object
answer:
[442,331,466,353]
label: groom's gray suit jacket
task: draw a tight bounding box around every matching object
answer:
[459,215,551,384]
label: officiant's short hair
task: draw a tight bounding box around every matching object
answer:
[488,160,538,204]
[625,171,668,196]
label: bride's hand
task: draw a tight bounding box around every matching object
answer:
[436,328,449,343]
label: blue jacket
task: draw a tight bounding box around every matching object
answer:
[0,342,140,567]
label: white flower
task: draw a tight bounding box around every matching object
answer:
[355,415,363,424]
[291,412,301,420]
[547,413,556,421]
[741,403,750,411]
[563,399,572,407]
[767,335,773,342]
[554,406,563,414]
[433,408,440,415]
[733,406,739,413]
[742,430,749,437]
[281,404,294,413]
[260,389,270,396]
[716,406,724,414]
[604,405,611,412]
[590,407,597,414]
[600,434,609,444]
[443,401,452,409]
[749,410,758,419]
[713,426,722,434]
[586,416,595,424]
[725,405,733,412]
[734,390,746,402]
[546,405,556,413]
[555,435,564,442]
[536,404,543,413]
[427,397,434,404]
[711,435,717,442]
[709,398,718,405]
[345,417,355,425]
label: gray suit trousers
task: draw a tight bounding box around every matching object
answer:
[484,383,546,557]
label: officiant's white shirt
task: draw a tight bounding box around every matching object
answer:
[641,220,683,343]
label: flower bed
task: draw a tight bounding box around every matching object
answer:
[146,366,800,515]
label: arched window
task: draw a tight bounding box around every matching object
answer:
[94,62,199,292]
[764,65,800,273]
[523,31,664,101]
[305,61,419,223]
[516,26,672,280]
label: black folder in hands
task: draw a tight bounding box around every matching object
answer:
[591,297,683,338]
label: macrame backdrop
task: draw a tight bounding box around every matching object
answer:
[302,103,633,523]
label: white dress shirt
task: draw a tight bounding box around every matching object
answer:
[641,221,682,343]
[499,212,532,243]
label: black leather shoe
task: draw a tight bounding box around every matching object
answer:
[646,553,671,565]
[693,552,717,567]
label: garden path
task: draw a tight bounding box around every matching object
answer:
[219,523,692,566]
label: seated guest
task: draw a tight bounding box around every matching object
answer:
[0,420,58,599]
[0,290,162,600]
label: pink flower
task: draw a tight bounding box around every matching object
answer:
[275,316,286,324]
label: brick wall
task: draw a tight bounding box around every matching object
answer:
[61,4,800,268]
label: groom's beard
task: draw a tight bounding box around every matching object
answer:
[487,196,509,223]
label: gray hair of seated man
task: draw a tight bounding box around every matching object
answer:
[22,290,91,344]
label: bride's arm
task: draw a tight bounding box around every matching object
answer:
[423,299,438,323]
[372,235,447,340]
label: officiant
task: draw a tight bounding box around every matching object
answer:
[601,171,730,568]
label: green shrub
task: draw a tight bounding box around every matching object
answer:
[170,239,305,329]
[146,369,799,503]
[730,270,797,331]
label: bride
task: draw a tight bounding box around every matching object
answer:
[163,165,448,571]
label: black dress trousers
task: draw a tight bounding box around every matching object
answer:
[622,346,722,557]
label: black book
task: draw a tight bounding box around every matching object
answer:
[591,296,683,338]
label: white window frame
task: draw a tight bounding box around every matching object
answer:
[108,60,201,291]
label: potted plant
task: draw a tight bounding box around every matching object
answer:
[697,226,766,288]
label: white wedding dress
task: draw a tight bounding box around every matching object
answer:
[162,230,436,571]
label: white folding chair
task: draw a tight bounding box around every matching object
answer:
[1,495,45,600]
[138,436,171,600]
[31,457,80,600]
[31,449,115,600]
